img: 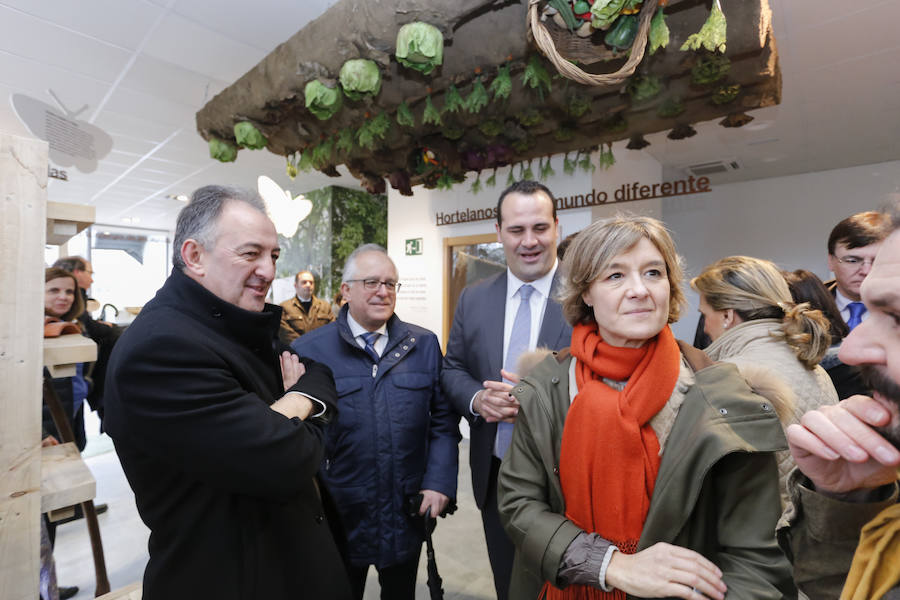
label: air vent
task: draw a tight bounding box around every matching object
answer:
[683,159,741,177]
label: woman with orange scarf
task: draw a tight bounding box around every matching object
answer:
[497,215,794,599]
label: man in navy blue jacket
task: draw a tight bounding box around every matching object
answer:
[293,244,459,600]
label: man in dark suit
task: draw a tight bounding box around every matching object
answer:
[826,211,891,330]
[442,180,572,600]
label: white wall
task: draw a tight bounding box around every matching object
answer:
[665,159,900,340]
[387,147,664,339]
[389,152,900,344]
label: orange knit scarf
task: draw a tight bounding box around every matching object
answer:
[541,323,680,600]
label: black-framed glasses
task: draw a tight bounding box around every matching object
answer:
[346,279,401,293]
[834,255,876,269]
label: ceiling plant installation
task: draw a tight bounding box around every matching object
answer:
[195,0,779,195]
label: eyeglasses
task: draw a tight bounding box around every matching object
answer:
[346,279,401,293]
[834,255,876,269]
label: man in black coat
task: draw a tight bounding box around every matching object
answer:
[104,185,351,600]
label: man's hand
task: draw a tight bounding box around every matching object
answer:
[606,542,727,600]
[418,489,450,517]
[474,378,519,423]
[279,351,306,391]
[270,392,314,421]
[41,435,60,447]
[787,395,900,496]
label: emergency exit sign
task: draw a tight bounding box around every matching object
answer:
[405,238,423,256]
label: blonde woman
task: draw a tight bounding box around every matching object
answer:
[498,216,793,600]
[692,256,839,501]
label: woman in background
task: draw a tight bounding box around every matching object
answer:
[783,268,867,399]
[692,257,838,500]
[498,215,792,600]
[43,266,89,451]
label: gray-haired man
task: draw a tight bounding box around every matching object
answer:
[104,185,351,600]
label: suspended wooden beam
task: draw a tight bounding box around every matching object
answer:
[196,0,779,192]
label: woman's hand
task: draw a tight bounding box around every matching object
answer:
[605,542,727,599]
[280,351,306,391]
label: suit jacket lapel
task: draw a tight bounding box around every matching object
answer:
[537,271,570,349]
[485,273,507,379]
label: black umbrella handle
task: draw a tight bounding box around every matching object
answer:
[423,508,444,600]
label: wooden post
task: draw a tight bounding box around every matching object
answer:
[0,133,48,599]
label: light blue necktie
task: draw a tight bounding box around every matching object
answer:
[360,331,381,362]
[495,284,534,459]
[847,302,866,330]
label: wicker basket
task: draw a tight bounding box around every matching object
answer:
[528,0,658,86]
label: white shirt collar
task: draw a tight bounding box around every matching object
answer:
[834,288,855,311]
[346,310,388,340]
[506,260,558,301]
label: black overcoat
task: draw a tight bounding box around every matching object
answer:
[104,268,351,600]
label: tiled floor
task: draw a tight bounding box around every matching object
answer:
[53,416,496,600]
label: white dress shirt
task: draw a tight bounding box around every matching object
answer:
[502,261,559,364]
[468,261,559,416]
[346,311,389,356]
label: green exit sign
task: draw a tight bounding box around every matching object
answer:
[405,238,423,256]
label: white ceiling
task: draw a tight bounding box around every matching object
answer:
[1,0,898,232]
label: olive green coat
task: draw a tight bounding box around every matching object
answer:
[497,352,796,599]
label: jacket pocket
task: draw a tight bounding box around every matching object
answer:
[392,372,432,390]
[390,372,432,431]
[333,377,364,430]
[327,483,374,559]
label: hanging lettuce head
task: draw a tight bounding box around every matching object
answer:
[395,22,444,75]
[233,121,267,150]
[339,59,381,100]
[304,80,343,120]
[208,138,237,163]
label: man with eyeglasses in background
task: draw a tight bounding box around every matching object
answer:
[292,243,459,600]
[827,211,892,330]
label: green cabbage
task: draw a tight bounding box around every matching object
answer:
[395,22,444,75]
[339,59,381,100]
[691,54,730,85]
[627,74,662,103]
[208,138,237,162]
[591,0,626,30]
[233,121,267,150]
[304,80,343,120]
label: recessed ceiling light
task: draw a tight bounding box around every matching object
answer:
[747,137,779,146]
[166,193,190,202]
[743,121,773,132]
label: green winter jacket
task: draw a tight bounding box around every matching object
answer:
[497,349,796,599]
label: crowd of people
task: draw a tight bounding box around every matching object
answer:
[42,182,900,600]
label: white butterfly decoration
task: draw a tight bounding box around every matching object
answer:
[257,175,313,238]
